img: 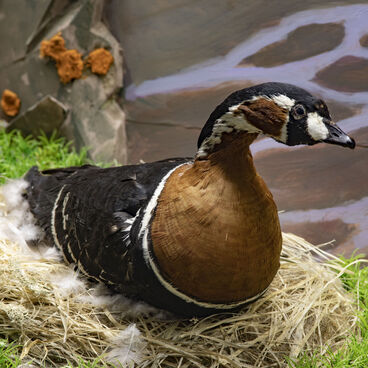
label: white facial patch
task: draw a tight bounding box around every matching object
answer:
[306,112,329,141]
[270,94,295,110]
[250,94,295,110]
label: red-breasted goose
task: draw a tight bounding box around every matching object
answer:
[24,82,355,317]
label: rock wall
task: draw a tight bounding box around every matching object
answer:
[0,0,127,163]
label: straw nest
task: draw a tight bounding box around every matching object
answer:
[0,186,359,367]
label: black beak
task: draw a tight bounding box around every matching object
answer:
[322,120,355,149]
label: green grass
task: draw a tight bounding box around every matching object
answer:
[0,129,89,183]
[290,256,368,368]
[0,340,21,367]
[0,339,104,368]
[0,129,104,366]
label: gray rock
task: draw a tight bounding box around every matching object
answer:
[81,99,126,163]
[6,96,67,138]
[0,0,52,68]
[0,0,127,164]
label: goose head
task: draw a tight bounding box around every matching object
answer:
[196,82,355,159]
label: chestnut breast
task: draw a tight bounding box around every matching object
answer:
[150,156,282,303]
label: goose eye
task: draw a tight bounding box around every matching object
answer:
[292,104,306,120]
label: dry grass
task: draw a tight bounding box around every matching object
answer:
[0,197,359,367]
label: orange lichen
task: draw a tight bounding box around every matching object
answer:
[40,32,67,61]
[86,48,114,75]
[40,34,113,83]
[1,89,21,117]
[56,49,84,84]
[40,33,83,84]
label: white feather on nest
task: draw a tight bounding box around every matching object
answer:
[0,180,360,367]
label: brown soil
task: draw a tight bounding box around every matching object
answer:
[1,89,21,117]
[86,48,114,75]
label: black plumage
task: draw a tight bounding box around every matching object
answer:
[26,158,244,316]
[25,160,195,295]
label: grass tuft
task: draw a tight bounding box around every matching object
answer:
[0,129,89,183]
[290,256,368,367]
[0,340,21,367]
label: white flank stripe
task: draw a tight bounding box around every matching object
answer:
[62,192,70,231]
[140,163,267,309]
[67,242,78,263]
[125,218,135,225]
[77,260,100,282]
[51,185,66,252]
[123,224,132,233]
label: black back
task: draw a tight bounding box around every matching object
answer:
[25,158,190,287]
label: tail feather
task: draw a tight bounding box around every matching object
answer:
[24,166,63,237]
